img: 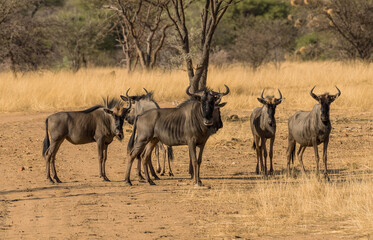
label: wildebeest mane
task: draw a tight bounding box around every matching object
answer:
[133,91,155,101]
[177,98,199,108]
[79,105,103,113]
[131,91,160,108]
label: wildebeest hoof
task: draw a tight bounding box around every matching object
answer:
[148,180,156,185]
[103,178,110,182]
[160,173,165,176]
[54,178,62,183]
[153,176,161,180]
[169,172,174,177]
[324,174,330,181]
[124,180,132,186]
[48,178,55,184]
[194,181,203,187]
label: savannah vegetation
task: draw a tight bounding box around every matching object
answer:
[0,0,372,238]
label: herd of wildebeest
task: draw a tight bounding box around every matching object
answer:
[42,85,341,186]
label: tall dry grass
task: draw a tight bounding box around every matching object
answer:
[200,175,373,238]
[0,61,371,238]
[0,61,372,112]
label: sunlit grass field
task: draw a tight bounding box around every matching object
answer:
[0,61,372,237]
[0,61,372,112]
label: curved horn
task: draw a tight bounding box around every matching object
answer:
[260,88,265,99]
[277,89,283,100]
[334,85,341,98]
[274,89,284,105]
[143,88,149,94]
[125,88,131,98]
[221,84,230,96]
[186,86,193,96]
[310,85,318,101]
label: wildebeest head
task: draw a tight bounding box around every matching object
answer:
[310,86,341,123]
[257,89,284,127]
[186,85,229,126]
[103,98,132,141]
[120,88,158,124]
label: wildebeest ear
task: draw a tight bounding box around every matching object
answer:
[215,102,227,108]
[103,108,114,115]
[257,98,267,105]
[120,95,129,102]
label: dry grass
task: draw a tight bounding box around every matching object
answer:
[0,61,372,112]
[201,175,373,238]
[0,61,372,238]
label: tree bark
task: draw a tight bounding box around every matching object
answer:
[164,0,234,92]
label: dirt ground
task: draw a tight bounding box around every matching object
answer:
[0,108,372,239]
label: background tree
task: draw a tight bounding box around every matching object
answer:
[234,17,296,70]
[213,0,296,69]
[162,0,235,92]
[57,1,115,72]
[0,0,62,74]
[291,0,373,61]
[105,0,171,72]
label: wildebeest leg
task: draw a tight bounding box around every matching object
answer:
[188,141,200,186]
[286,137,296,177]
[297,145,307,174]
[45,152,53,183]
[189,159,193,179]
[97,139,109,181]
[254,136,261,174]
[323,138,330,181]
[157,143,166,176]
[45,139,64,183]
[167,146,174,176]
[147,156,160,180]
[312,138,320,177]
[196,143,206,186]
[261,138,268,177]
[136,156,145,180]
[50,140,63,183]
[268,137,275,175]
[142,140,158,185]
[124,141,147,186]
[154,143,161,174]
[102,144,110,181]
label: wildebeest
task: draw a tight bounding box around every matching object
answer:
[287,86,341,180]
[42,98,131,183]
[120,88,174,178]
[250,89,284,176]
[125,85,229,186]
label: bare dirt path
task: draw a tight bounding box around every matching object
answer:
[0,110,372,239]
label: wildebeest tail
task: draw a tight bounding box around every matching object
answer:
[127,117,137,154]
[167,146,174,162]
[252,141,256,150]
[42,118,50,157]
